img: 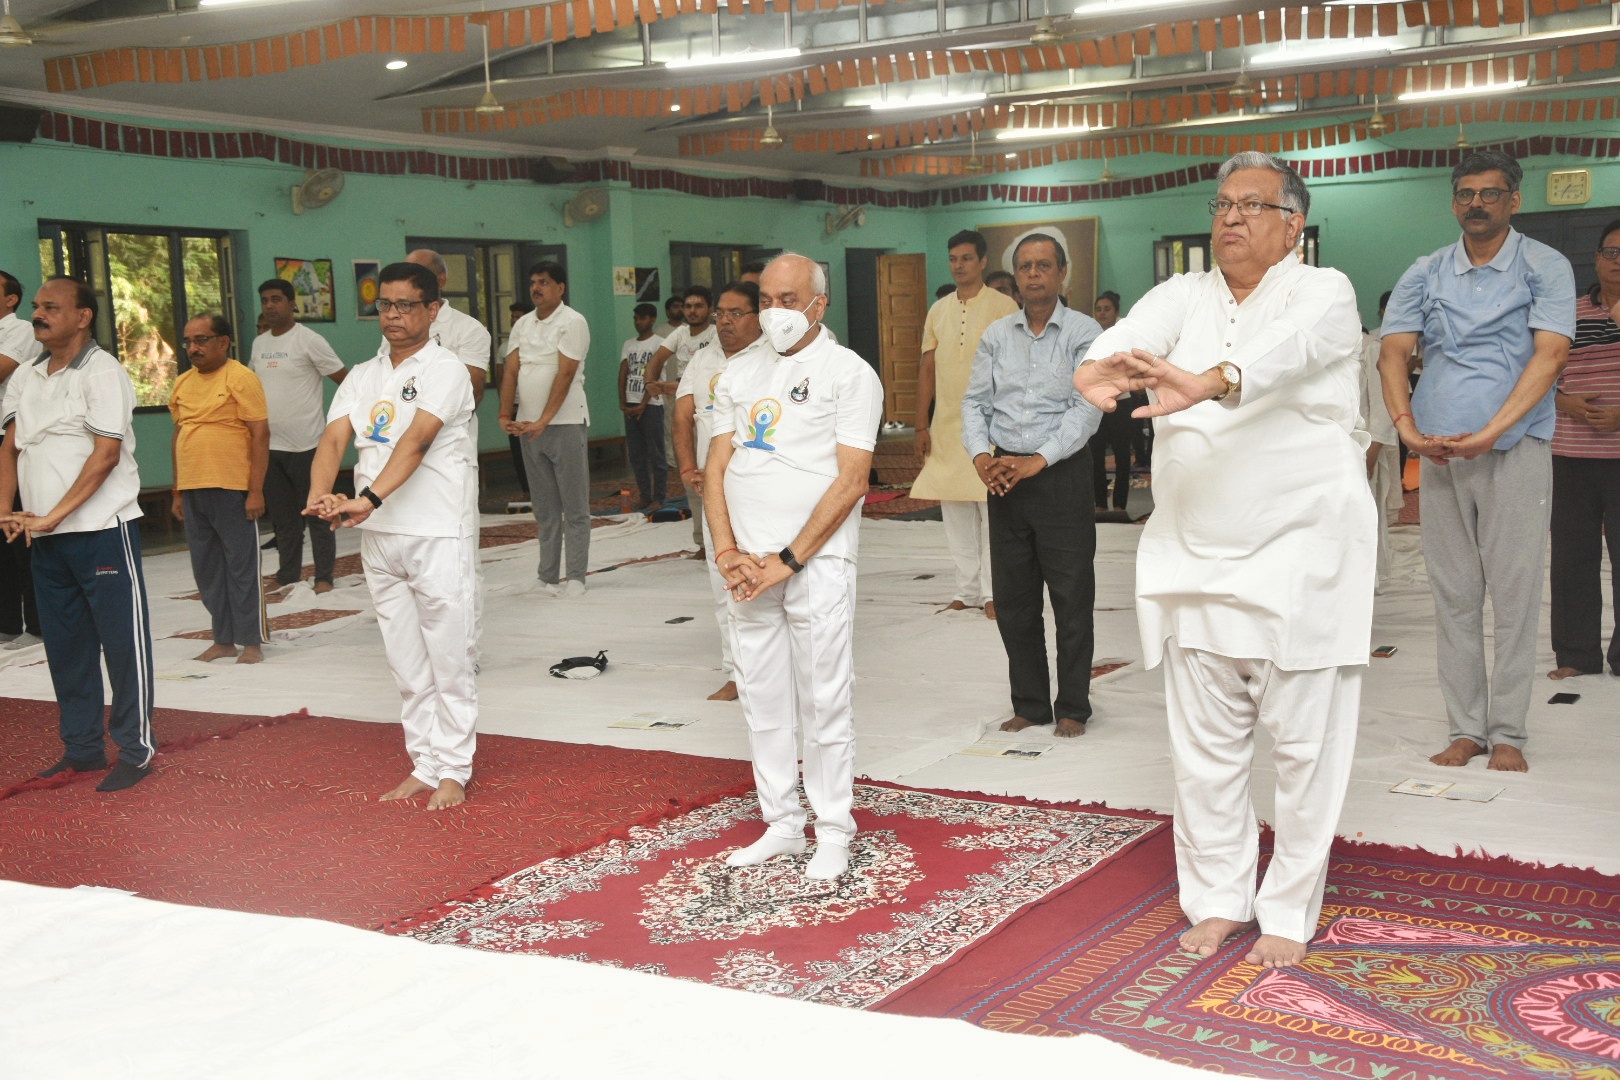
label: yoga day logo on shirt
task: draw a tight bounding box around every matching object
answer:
[400,377,418,401]
[364,400,395,443]
[704,372,722,412]
[742,398,781,451]
[789,378,810,404]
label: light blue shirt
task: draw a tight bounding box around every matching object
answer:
[961,303,1101,466]
[1382,228,1575,450]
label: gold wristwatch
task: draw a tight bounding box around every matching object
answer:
[1210,361,1241,402]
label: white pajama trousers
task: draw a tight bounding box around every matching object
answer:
[730,555,857,845]
[698,516,736,679]
[361,531,479,787]
[939,500,992,606]
[1161,643,1361,945]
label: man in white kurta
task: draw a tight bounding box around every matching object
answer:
[672,281,773,701]
[704,254,884,882]
[306,262,478,812]
[1078,153,1374,969]
[912,230,1018,616]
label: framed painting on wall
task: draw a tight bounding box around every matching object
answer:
[976,218,1100,314]
[353,260,380,319]
[274,257,335,322]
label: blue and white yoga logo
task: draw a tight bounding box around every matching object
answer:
[400,376,418,401]
[364,400,394,443]
[789,378,810,404]
[742,397,781,451]
[704,372,722,412]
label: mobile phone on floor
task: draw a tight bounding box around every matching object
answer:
[1549,692,1580,705]
[1371,645,1397,658]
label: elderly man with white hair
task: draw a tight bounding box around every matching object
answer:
[1076,151,1374,970]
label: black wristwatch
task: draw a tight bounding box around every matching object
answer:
[778,547,805,574]
[359,486,383,509]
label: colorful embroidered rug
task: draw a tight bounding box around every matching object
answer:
[388,785,1163,1009]
[0,705,753,928]
[892,837,1620,1080]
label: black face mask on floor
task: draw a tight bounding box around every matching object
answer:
[549,650,608,680]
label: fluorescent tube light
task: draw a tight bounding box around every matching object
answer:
[995,125,1091,140]
[665,48,801,70]
[1249,40,1390,67]
[1398,80,1527,102]
[870,92,987,112]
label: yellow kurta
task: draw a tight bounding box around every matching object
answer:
[910,286,1019,502]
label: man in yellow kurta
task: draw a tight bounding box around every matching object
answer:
[912,230,1019,618]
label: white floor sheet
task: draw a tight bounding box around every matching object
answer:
[2,514,1615,1078]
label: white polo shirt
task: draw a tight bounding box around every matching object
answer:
[676,333,774,469]
[1,341,142,534]
[250,323,345,453]
[511,303,590,425]
[711,328,883,561]
[655,323,716,406]
[328,340,476,539]
[431,302,493,375]
[0,312,36,367]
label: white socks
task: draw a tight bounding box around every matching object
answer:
[806,842,850,881]
[726,832,807,867]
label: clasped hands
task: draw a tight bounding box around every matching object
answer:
[0,510,62,545]
[1399,424,1495,465]
[499,417,547,441]
[302,492,374,530]
[715,548,793,602]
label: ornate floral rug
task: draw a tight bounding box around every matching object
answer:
[913,839,1620,1079]
[389,784,1164,1009]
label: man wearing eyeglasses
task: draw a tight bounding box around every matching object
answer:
[170,314,271,666]
[1379,149,1576,775]
[306,262,478,811]
[1076,152,1373,971]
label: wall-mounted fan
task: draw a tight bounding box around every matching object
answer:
[291,168,345,215]
[564,187,608,227]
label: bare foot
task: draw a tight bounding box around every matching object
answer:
[194,643,237,663]
[999,716,1036,732]
[313,580,335,595]
[943,600,968,611]
[1179,916,1253,958]
[1246,933,1308,969]
[1547,666,1590,680]
[1488,744,1529,773]
[707,680,739,701]
[984,601,996,621]
[379,775,434,802]
[426,778,466,810]
[1429,737,1486,767]
[236,646,264,665]
[688,549,706,560]
[1054,717,1087,738]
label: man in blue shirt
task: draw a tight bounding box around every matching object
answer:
[1379,149,1575,774]
[962,233,1102,738]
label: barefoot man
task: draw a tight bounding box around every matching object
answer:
[1077,152,1374,968]
[1379,149,1575,774]
[306,262,479,811]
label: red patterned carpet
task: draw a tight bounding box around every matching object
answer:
[885,834,1620,1079]
[390,784,1164,1008]
[0,702,752,928]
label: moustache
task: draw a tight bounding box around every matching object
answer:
[1465,210,1489,220]
[32,319,47,329]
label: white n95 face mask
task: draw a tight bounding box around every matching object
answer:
[758,305,812,352]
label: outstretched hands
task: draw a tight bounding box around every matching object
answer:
[1075,350,1224,418]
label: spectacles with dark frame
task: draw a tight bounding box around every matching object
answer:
[1597,246,1620,262]
[714,307,756,322]
[1452,187,1512,206]
[1209,198,1297,218]
[181,334,223,348]
[375,298,432,314]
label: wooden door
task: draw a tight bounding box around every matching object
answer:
[876,252,927,424]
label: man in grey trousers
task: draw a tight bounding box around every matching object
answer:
[1379,148,1575,773]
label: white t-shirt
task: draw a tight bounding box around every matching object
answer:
[711,328,883,561]
[327,341,476,538]
[432,302,493,375]
[676,333,774,469]
[1,342,142,534]
[620,335,660,406]
[0,311,37,368]
[511,303,590,425]
[250,323,345,452]
[655,323,717,406]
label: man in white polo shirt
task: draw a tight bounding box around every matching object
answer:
[0,276,156,791]
[497,260,592,596]
[305,262,478,812]
[0,269,42,649]
[251,277,346,593]
[672,280,771,702]
[704,254,884,881]
[404,249,493,403]
[647,286,717,550]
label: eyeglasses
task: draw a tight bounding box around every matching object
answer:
[181,334,222,348]
[714,308,755,322]
[1209,199,1296,217]
[1597,247,1620,262]
[375,299,429,313]
[1452,187,1511,205]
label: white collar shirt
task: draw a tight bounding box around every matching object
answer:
[511,303,590,425]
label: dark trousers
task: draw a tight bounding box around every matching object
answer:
[0,493,39,636]
[182,488,266,647]
[262,447,336,586]
[1550,454,1620,674]
[624,403,667,505]
[507,435,531,495]
[988,450,1096,725]
[1090,410,1136,509]
[32,521,156,766]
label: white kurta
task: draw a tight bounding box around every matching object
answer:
[1085,256,1376,671]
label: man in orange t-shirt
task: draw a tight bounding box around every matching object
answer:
[170,314,270,664]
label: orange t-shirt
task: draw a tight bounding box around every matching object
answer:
[170,359,268,491]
